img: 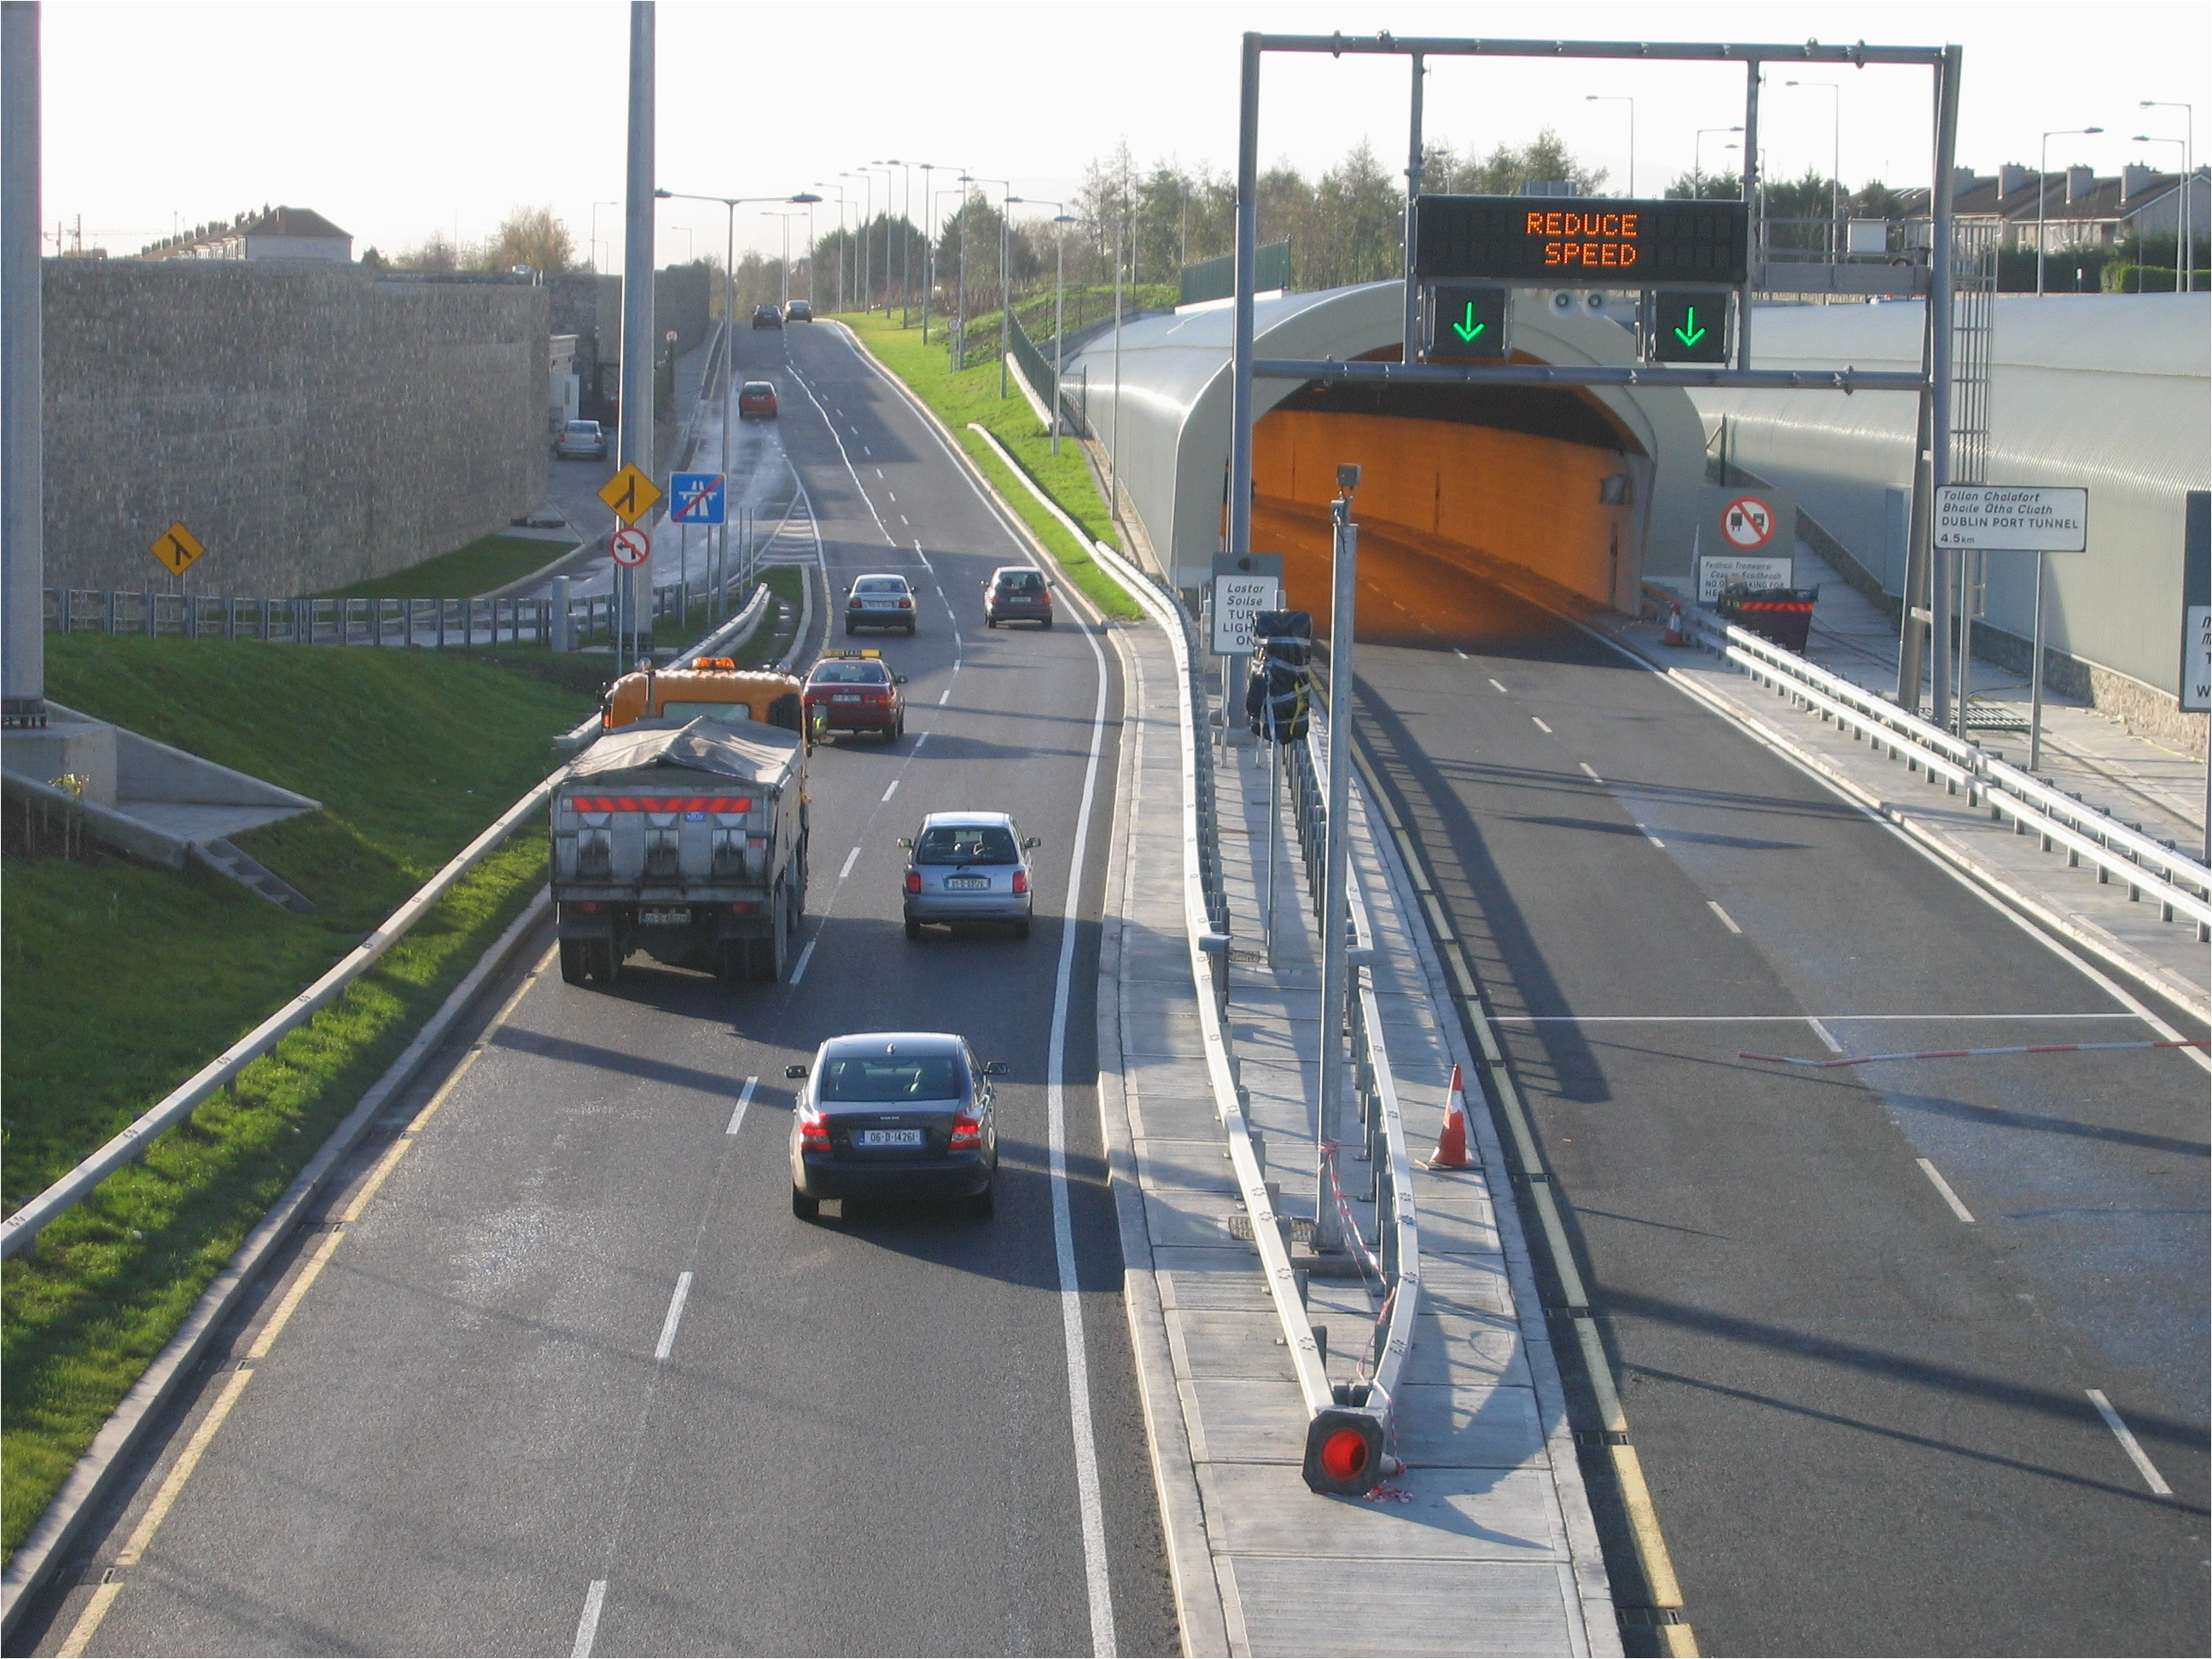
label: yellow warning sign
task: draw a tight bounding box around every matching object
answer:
[150,521,206,577]
[597,463,662,526]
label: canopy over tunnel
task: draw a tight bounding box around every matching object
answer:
[1064,280,1708,639]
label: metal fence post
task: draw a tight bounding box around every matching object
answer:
[1313,492,1358,1255]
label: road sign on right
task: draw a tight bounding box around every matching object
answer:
[1935,486,2089,551]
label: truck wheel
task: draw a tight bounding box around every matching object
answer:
[716,940,748,980]
[792,1187,820,1221]
[758,895,789,981]
[559,940,592,985]
[596,940,621,982]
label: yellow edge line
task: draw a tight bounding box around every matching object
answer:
[55,945,555,1656]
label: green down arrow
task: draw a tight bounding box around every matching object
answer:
[1674,306,1708,347]
[1452,303,1487,343]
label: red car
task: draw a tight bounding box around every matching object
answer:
[739,380,778,419]
[983,565,1053,628]
[803,650,907,742]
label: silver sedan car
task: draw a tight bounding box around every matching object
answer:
[901,812,1039,940]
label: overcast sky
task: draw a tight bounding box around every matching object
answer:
[35,0,2210,266]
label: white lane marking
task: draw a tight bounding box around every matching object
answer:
[848,423,860,435]
[838,847,860,880]
[1450,644,1466,657]
[873,467,884,479]
[913,539,932,568]
[1578,761,1603,782]
[882,779,899,801]
[900,515,910,527]
[653,1272,693,1361]
[953,657,962,671]
[1707,899,1743,934]
[1642,828,1666,847]
[938,688,951,704]
[1531,716,1553,733]
[789,939,818,984]
[726,1076,757,1137]
[572,1580,608,1658]
[935,585,946,598]
[1915,1158,1976,1224]
[782,366,898,546]
[2087,1388,2173,1494]
[886,490,896,502]
[1047,561,1121,1658]
[912,731,928,748]
[1487,676,1506,692]
[863,446,872,457]
[952,631,963,648]
[1807,1018,1845,1053]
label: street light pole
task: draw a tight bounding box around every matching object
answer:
[1012,197,1070,451]
[2140,101,2197,292]
[853,169,871,311]
[918,164,940,341]
[878,160,913,323]
[1695,126,1743,191]
[1586,94,1634,195]
[2040,126,2104,296]
[1785,82,1842,258]
[618,1,655,667]
[967,176,1012,396]
[865,165,895,314]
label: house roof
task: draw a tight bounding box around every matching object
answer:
[238,206,351,241]
[1898,170,2193,224]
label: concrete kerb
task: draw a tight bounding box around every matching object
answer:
[830,319,1232,1653]
[0,892,555,1640]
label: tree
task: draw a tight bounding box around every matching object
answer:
[393,230,460,271]
[478,205,574,275]
[1427,129,1609,196]
[1664,170,1744,201]
[358,246,386,270]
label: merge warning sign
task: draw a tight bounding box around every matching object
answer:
[1935,486,2089,552]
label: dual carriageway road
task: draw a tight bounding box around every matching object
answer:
[19,322,2204,1658]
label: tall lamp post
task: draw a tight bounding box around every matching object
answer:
[846,169,871,311]
[814,181,847,311]
[917,163,941,340]
[655,189,818,606]
[1585,94,1635,195]
[2138,99,2197,292]
[2039,126,2104,295]
[968,174,1012,396]
[1785,80,1842,258]
[934,184,967,364]
[864,164,896,313]
[1695,126,1743,192]
[876,159,913,323]
[1010,196,1069,451]
[590,199,620,272]
[762,209,806,307]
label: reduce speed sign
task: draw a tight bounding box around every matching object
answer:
[610,526,652,568]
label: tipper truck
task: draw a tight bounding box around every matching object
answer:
[552,716,809,985]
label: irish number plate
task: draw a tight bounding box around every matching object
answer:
[639,907,690,926]
[945,876,989,890]
[858,1129,924,1147]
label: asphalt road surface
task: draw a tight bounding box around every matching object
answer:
[26,319,1175,1658]
[1332,521,2209,1657]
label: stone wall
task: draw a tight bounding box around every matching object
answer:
[42,259,545,597]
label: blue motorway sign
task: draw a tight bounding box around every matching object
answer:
[669,472,726,525]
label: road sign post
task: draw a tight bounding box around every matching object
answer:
[1936,485,2089,763]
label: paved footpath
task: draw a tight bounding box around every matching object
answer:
[1094,592,1616,1657]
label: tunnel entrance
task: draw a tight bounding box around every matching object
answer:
[1252,374,1644,635]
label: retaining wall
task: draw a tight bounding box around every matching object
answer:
[42,259,546,597]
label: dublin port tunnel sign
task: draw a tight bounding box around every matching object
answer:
[1412,195,1749,287]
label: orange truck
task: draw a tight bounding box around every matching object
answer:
[552,657,812,986]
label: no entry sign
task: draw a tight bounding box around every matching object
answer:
[610,527,652,568]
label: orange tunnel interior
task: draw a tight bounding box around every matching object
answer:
[1249,378,1641,644]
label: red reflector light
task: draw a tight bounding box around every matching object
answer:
[568,796,753,813]
[574,901,601,913]
[905,871,922,894]
[1011,870,1029,895]
[731,900,758,914]
[949,1113,984,1150]
[1319,1428,1370,1483]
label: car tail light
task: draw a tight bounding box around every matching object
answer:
[730,900,758,914]
[849,597,864,609]
[798,1104,830,1151]
[905,870,921,894]
[948,1112,984,1150]
[898,597,913,608]
[1011,870,1028,895]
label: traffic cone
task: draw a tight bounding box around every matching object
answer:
[1662,599,1686,647]
[1426,1065,1472,1169]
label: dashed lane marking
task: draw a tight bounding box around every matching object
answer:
[839,847,860,879]
[1707,899,1741,933]
[1915,1158,1976,1224]
[2087,1389,2173,1494]
[882,779,899,801]
[1579,761,1603,783]
[653,1272,694,1360]
[1487,676,1505,692]
[1532,716,1553,733]
[572,1580,608,1658]
[939,688,951,704]
[789,939,818,985]
[726,1076,757,1136]
[1807,1018,1844,1054]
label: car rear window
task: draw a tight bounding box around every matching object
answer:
[995,571,1044,592]
[743,381,774,395]
[855,577,907,594]
[820,1053,964,1102]
[811,662,886,684]
[565,421,598,435]
[915,824,1019,864]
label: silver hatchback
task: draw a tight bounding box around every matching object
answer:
[901,812,1039,940]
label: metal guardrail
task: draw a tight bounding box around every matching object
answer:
[1688,608,2212,934]
[1291,652,1421,1406]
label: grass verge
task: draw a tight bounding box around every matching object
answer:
[835,311,1141,620]
[2,635,594,1560]
[318,532,579,600]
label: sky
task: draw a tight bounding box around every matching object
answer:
[34,0,2211,267]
